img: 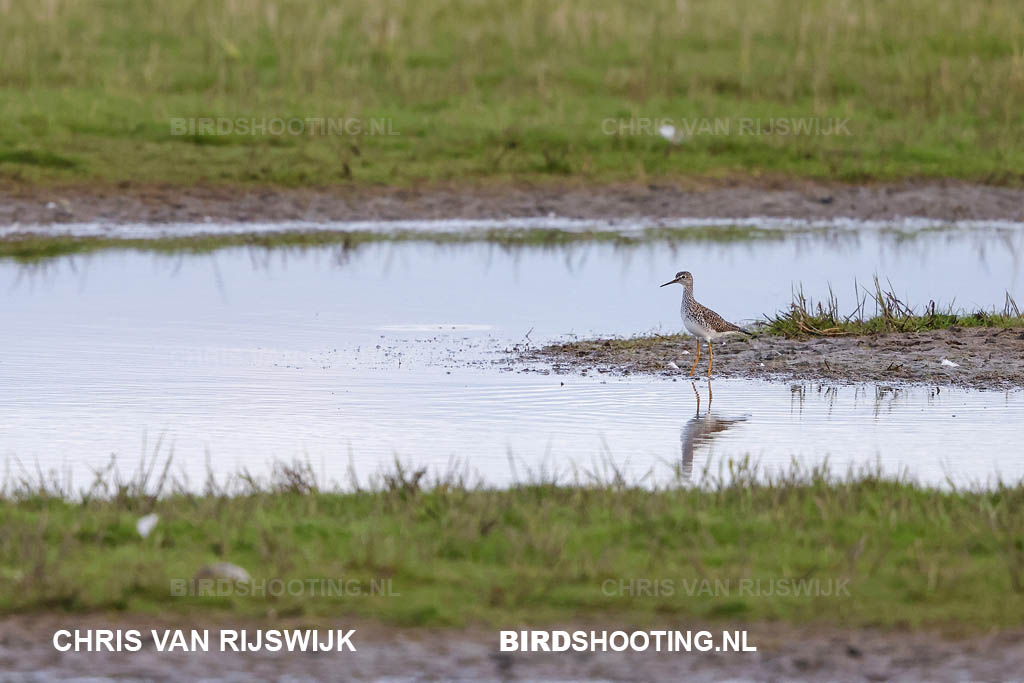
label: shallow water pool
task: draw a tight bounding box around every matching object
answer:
[2,227,1022,489]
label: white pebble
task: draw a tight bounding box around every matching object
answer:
[193,561,251,583]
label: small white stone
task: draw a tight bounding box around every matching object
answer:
[193,562,251,583]
[667,361,680,370]
[940,358,960,368]
[136,513,159,538]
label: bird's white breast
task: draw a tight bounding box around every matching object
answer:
[681,297,711,340]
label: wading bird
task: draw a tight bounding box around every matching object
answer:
[661,271,750,377]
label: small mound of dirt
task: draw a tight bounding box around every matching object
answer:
[522,327,1024,390]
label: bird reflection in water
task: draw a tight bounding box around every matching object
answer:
[680,382,749,481]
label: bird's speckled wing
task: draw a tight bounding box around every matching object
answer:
[698,304,746,334]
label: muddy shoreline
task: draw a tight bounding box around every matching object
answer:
[3,614,1024,681]
[4,179,1024,225]
[522,327,1024,391]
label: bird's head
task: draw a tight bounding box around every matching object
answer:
[660,271,693,288]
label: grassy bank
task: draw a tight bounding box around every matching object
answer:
[2,461,1023,630]
[2,1,1023,186]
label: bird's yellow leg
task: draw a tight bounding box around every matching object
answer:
[707,341,714,377]
[689,339,701,376]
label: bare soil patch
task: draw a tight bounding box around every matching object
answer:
[4,178,1024,224]
[523,327,1024,390]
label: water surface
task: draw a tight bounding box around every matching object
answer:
[2,229,1022,490]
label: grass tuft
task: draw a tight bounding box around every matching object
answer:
[764,277,1024,337]
[0,149,79,169]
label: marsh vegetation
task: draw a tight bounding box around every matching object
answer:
[3,459,1024,630]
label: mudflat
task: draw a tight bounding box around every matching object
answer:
[4,614,1024,681]
[4,179,1024,225]
[522,327,1024,391]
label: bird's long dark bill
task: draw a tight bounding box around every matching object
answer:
[660,280,677,287]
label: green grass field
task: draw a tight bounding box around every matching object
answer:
[2,461,1023,629]
[2,0,1023,186]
